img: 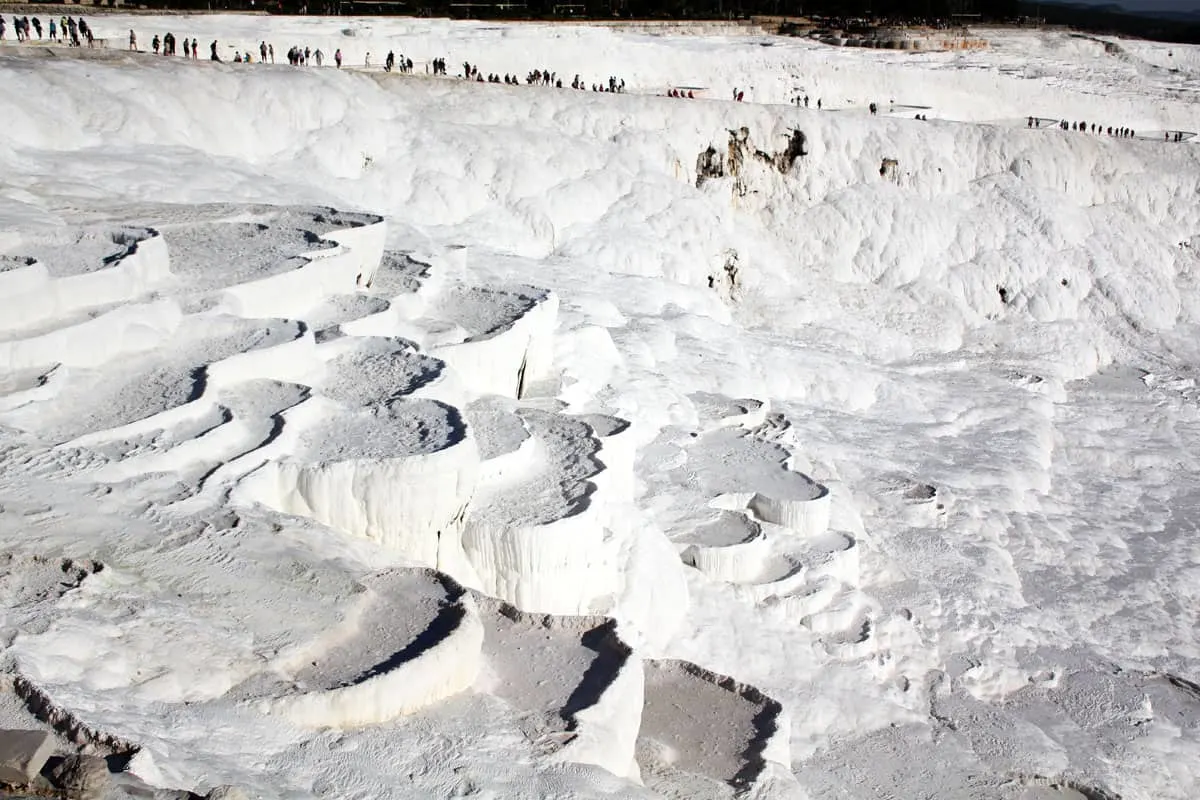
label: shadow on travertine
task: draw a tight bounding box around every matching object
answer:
[637,659,789,798]
[479,605,627,746]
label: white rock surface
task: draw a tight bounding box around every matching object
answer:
[1,19,1199,800]
[247,401,479,569]
[0,228,171,335]
[265,594,484,728]
[432,289,559,399]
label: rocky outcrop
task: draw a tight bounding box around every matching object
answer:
[697,126,810,198]
[0,728,55,786]
[48,753,111,800]
[12,675,138,756]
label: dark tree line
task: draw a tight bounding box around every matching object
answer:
[242,0,1020,19]
[1016,2,1200,45]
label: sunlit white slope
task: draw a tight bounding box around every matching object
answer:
[4,45,1197,378]
[1,22,1200,800]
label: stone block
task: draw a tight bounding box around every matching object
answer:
[205,786,250,800]
[0,728,55,785]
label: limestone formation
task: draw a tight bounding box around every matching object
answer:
[880,157,900,182]
[695,145,724,188]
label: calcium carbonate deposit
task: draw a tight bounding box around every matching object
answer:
[0,15,1199,800]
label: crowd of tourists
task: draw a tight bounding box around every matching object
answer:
[129,30,202,59]
[1030,116,1198,142]
[456,61,625,92]
[1035,116,1140,138]
[2,15,93,46]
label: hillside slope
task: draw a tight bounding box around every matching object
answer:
[1,23,1199,800]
